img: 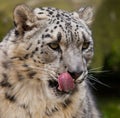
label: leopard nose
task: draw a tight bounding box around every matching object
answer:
[68,71,83,80]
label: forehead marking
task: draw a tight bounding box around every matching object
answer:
[35,7,91,46]
[57,32,62,42]
[44,34,51,38]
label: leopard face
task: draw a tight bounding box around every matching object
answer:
[5,5,94,101]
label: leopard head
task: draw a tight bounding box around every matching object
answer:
[10,4,94,101]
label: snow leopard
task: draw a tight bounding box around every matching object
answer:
[0,4,100,118]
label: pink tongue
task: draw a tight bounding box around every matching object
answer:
[58,72,75,92]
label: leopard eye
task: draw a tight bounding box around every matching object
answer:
[82,41,90,51]
[48,42,60,51]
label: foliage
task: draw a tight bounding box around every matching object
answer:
[99,97,120,118]
[103,44,120,71]
[92,0,120,72]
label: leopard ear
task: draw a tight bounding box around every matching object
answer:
[13,4,36,36]
[77,7,94,26]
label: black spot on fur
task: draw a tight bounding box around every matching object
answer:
[62,99,72,108]
[17,73,25,81]
[24,54,29,59]
[2,62,9,69]
[14,21,17,27]
[44,34,51,38]
[33,59,37,62]
[3,50,7,56]
[5,93,16,102]
[0,74,11,88]
[15,30,19,36]
[45,111,51,116]
[41,45,43,48]
[0,81,11,88]
[22,64,29,67]
[40,51,43,54]
[60,55,63,61]
[45,29,49,32]
[57,32,62,42]
[54,26,57,29]
[56,14,60,17]
[72,116,76,118]
[56,21,59,24]
[38,61,41,63]
[22,24,33,31]
[52,107,58,112]
[51,30,53,33]
[21,104,28,109]
[70,32,74,41]
[42,34,44,39]
[38,40,40,44]
[26,43,32,50]
[30,51,36,58]
[83,108,87,114]
[35,47,39,52]
[49,11,53,15]
[45,107,58,116]
[28,71,37,78]
[2,73,7,79]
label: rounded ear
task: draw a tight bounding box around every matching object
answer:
[78,7,94,26]
[13,4,36,36]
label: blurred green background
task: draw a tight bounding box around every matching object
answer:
[0,0,120,117]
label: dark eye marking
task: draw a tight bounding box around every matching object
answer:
[38,12,44,14]
[82,32,90,50]
[82,41,90,51]
[48,41,60,51]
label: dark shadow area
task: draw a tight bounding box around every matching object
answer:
[92,0,120,99]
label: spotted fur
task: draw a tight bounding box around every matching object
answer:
[0,4,100,118]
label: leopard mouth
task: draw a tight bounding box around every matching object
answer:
[48,79,58,88]
[48,72,86,93]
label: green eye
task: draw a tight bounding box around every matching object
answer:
[48,42,60,51]
[82,42,90,50]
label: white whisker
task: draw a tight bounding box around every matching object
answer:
[88,74,110,87]
[88,70,109,74]
[86,79,97,90]
[89,66,103,71]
